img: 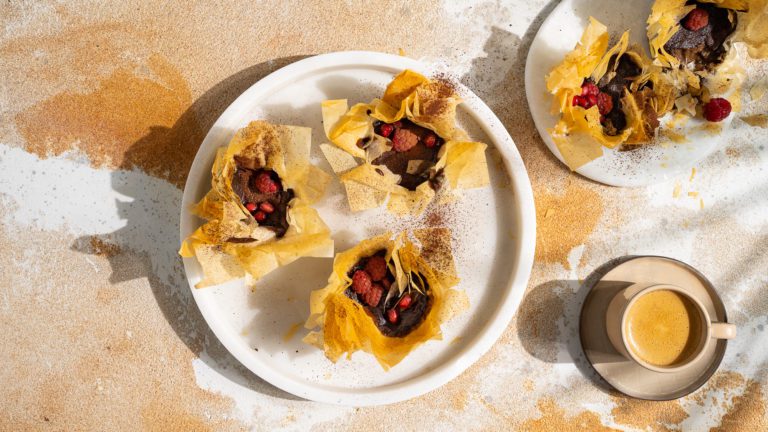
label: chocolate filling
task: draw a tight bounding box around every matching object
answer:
[596,54,644,136]
[370,119,444,191]
[231,164,294,238]
[344,250,431,338]
[663,2,737,69]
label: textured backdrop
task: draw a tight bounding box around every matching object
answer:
[1,1,766,430]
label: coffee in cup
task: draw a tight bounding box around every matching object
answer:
[605,283,736,373]
[624,289,703,367]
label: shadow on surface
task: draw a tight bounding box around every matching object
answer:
[516,256,638,394]
[460,0,564,175]
[71,55,314,402]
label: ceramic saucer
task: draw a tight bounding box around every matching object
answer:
[579,256,728,400]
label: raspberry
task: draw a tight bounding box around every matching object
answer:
[391,128,419,152]
[254,172,279,194]
[581,82,599,97]
[572,95,583,107]
[423,133,437,148]
[362,283,382,307]
[351,270,372,295]
[387,308,399,324]
[259,202,274,213]
[703,98,731,122]
[254,211,266,222]
[245,202,257,212]
[381,277,391,290]
[398,294,412,310]
[364,256,388,281]
[393,121,402,128]
[586,94,598,108]
[682,8,709,32]
[379,123,394,138]
[597,93,614,115]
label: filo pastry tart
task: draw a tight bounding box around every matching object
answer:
[645,0,768,70]
[303,229,468,369]
[319,70,490,217]
[546,18,677,170]
[180,121,333,288]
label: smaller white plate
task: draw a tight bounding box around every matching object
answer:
[525,0,736,187]
[180,51,536,406]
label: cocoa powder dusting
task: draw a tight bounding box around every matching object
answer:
[86,235,122,257]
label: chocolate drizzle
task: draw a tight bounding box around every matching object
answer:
[664,2,737,70]
[371,119,443,191]
[231,166,294,237]
[344,250,431,338]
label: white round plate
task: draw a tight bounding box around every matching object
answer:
[180,51,536,406]
[525,0,736,187]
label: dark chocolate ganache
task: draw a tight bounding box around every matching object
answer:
[231,161,294,238]
[369,119,444,191]
[663,2,737,69]
[596,54,645,136]
[345,249,431,338]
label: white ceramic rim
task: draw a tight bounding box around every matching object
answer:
[620,284,711,373]
[179,51,537,406]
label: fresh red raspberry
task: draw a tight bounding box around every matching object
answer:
[381,277,391,290]
[581,82,599,96]
[586,94,598,108]
[683,8,709,31]
[379,123,394,138]
[572,95,583,107]
[364,256,388,281]
[245,202,257,212]
[423,133,437,148]
[254,211,266,222]
[597,93,614,115]
[703,98,731,122]
[351,270,372,295]
[259,202,275,213]
[254,172,279,194]
[391,128,419,152]
[387,308,399,323]
[362,283,383,307]
[398,294,412,310]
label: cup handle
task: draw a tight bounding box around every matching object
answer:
[711,322,737,340]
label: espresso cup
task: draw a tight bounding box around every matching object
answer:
[605,283,736,373]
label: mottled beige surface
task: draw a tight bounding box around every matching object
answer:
[1,1,767,431]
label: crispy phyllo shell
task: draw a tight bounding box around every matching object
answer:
[648,0,764,68]
[546,18,674,169]
[320,70,489,216]
[737,0,768,59]
[303,229,468,370]
[180,121,333,288]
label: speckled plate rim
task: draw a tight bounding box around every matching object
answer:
[179,51,536,406]
[579,255,728,401]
